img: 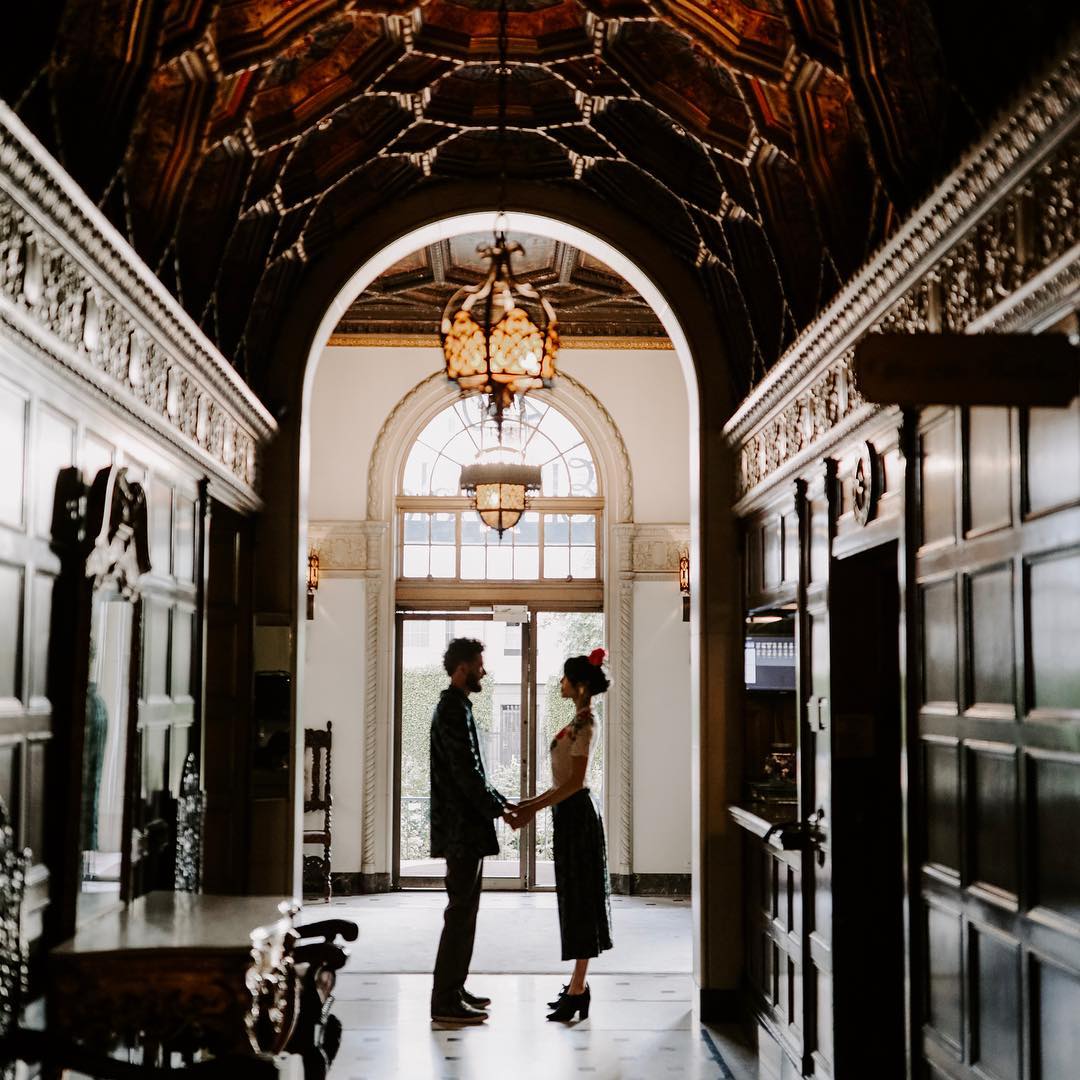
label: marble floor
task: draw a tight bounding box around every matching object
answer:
[320,893,760,1080]
[329,973,758,1080]
[321,892,692,974]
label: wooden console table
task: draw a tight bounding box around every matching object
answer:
[44,892,303,1076]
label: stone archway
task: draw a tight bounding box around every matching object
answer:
[257,183,745,1014]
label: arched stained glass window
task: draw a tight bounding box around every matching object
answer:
[397,396,602,585]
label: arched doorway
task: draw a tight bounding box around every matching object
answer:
[268,197,745,1013]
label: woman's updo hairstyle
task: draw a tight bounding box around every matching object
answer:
[564,647,610,696]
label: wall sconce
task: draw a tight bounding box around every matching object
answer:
[679,549,690,622]
[307,549,320,621]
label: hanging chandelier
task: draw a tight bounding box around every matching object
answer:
[459,453,541,537]
[441,236,559,430]
[441,0,555,538]
[440,0,558,435]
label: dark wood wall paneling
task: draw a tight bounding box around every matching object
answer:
[742,416,913,1079]
[802,463,833,1079]
[0,351,212,949]
[741,489,804,1068]
[0,366,60,949]
[132,473,203,895]
[916,396,1080,1080]
[744,491,801,612]
[201,500,254,895]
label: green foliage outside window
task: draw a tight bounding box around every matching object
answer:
[398,663,493,798]
[398,612,604,863]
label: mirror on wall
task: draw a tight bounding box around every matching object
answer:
[77,587,135,921]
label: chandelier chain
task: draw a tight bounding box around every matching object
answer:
[497,0,509,219]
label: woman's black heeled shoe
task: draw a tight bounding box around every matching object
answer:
[546,984,569,1008]
[547,984,590,1022]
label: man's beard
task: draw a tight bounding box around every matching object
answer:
[466,672,484,694]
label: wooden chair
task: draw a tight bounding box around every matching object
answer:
[0,797,30,1072]
[287,916,358,1080]
[303,723,333,903]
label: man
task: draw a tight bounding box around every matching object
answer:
[429,637,516,1024]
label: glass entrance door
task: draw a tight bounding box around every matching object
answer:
[396,615,529,887]
[528,611,605,887]
[395,609,604,890]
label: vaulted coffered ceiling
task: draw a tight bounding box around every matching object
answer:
[335,230,666,339]
[6,1,1075,399]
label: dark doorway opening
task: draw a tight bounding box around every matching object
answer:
[829,540,905,1076]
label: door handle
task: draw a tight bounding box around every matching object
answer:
[805,808,826,866]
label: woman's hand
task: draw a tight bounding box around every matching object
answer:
[507,805,536,830]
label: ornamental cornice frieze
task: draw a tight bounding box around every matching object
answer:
[726,46,1080,501]
[629,524,690,577]
[0,104,275,504]
[309,521,388,572]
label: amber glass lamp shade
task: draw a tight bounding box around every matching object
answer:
[460,461,541,538]
[442,238,558,422]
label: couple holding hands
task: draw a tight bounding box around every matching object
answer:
[429,637,613,1025]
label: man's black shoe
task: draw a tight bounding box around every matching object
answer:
[431,998,488,1024]
[461,988,491,1009]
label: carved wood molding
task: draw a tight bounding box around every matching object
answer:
[0,104,275,507]
[725,47,1080,501]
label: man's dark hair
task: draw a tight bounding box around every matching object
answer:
[443,637,484,677]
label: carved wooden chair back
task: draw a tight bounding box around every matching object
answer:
[0,798,29,1054]
[304,724,332,814]
[303,724,333,902]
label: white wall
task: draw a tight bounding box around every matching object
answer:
[302,576,367,871]
[307,345,690,524]
[305,343,692,880]
[558,348,690,524]
[309,346,439,518]
[632,581,692,874]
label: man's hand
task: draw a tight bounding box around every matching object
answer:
[505,806,535,830]
[502,802,520,830]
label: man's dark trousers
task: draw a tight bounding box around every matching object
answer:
[432,855,484,1006]
[429,684,506,1009]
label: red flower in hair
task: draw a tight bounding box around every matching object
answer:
[588,647,607,666]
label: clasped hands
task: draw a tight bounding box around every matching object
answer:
[502,802,534,830]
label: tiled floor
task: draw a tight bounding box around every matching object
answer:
[322,892,692,975]
[319,894,759,1079]
[329,973,758,1080]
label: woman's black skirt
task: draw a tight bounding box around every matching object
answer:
[553,788,613,961]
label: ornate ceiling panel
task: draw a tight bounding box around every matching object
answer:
[333,229,667,338]
[5,1,1073,401]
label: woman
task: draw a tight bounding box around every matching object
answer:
[510,647,613,1021]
